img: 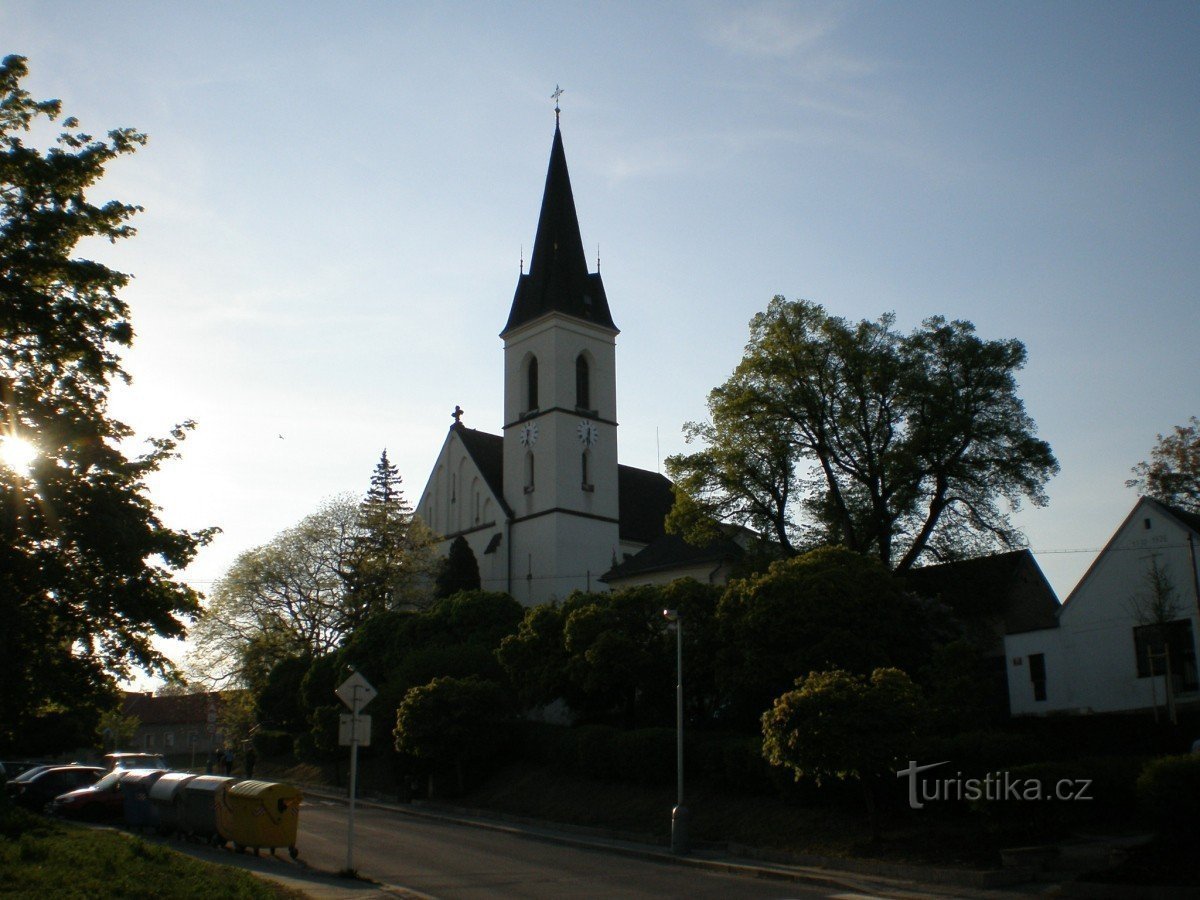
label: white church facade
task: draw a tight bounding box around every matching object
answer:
[415,120,674,605]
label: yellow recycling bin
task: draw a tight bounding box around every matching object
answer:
[215,779,303,858]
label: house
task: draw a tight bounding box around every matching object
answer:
[904,549,1062,657]
[121,691,228,757]
[1004,497,1200,716]
[415,115,682,605]
[601,526,760,590]
[904,549,1061,715]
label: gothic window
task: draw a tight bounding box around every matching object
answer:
[524,451,535,493]
[581,450,593,491]
[527,356,539,411]
[575,354,590,409]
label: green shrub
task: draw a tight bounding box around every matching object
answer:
[971,756,1145,839]
[612,728,675,785]
[1137,754,1200,836]
[574,724,622,779]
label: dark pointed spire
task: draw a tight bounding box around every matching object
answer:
[502,122,616,336]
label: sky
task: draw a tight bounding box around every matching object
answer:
[4,2,1198,683]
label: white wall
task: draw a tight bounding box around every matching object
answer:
[1006,499,1200,715]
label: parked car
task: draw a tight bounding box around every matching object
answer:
[2,760,49,780]
[103,752,169,771]
[4,764,51,795]
[9,766,103,812]
[49,769,135,821]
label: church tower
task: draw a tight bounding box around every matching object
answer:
[501,118,620,602]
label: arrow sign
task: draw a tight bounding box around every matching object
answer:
[335,670,377,713]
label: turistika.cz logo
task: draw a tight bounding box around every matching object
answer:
[895,761,1094,810]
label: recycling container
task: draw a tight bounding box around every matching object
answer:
[179,775,237,845]
[149,772,196,836]
[120,769,167,831]
[215,779,303,858]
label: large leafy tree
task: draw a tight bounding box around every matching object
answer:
[0,56,212,749]
[1127,416,1200,513]
[187,495,361,688]
[715,548,937,727]
[667,297,1058,572]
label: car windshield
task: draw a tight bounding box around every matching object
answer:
[13,766,49,783]
[93,771,124,791]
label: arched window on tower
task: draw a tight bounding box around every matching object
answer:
[527,357,539,412]
[575,354,590,410]
[581,450,593,492]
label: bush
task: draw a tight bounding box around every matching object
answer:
[515,721,579,769]
[1137,754,1200,836]
[574,724,622,779]
[972,756,1146,840]
[251,729,294,759]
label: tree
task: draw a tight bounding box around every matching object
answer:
[1128,555,1190,719]
[393,675,514,795]
[715,548,936,727]
[0,56,213,750]
[1127,416,1200,513]
[95,708,140,753]
[187,495,361,688]
[667,297,1058,572]
[761,668,922,839]
[434,535,481,598]
[343,449,438,621]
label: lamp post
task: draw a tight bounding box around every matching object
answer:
[662,608,689,855]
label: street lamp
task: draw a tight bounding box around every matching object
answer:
[662,608,688,855]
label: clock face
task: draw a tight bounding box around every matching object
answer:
[577,419,598,447]
[519,422,539,447]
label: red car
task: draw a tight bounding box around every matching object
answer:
[49,769,137,821]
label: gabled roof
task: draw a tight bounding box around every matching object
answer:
[453,423,512,518]
[601,529,745,583]
[449,425,671,544]
[1058,495,1200,613]
[502,123,616,336]
[617,465,674,545]
[905,549,1060,635]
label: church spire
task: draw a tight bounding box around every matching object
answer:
[502,118,616,336]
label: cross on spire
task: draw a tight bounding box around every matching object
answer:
[452,405,464,424]
[551,84,564,122]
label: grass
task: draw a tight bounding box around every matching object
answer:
[0,803,305,899]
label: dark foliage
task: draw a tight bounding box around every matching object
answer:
[0,55,213,751]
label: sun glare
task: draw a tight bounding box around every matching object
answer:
[0,435,38,474]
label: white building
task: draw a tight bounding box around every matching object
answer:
[1005,497,1200,716]
[415,119,674,605]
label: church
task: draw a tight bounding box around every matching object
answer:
[415,116,681,605]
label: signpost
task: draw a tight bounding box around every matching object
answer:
[335,669,376,873]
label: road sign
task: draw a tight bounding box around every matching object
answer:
[335,671,377,713]
[338,714,372,747]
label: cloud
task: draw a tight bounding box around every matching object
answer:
[702,0,867,78]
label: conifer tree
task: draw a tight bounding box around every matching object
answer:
[434,535,482,599]
[344,449,435,621]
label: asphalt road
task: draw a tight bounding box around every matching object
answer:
[295,798,890,899]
